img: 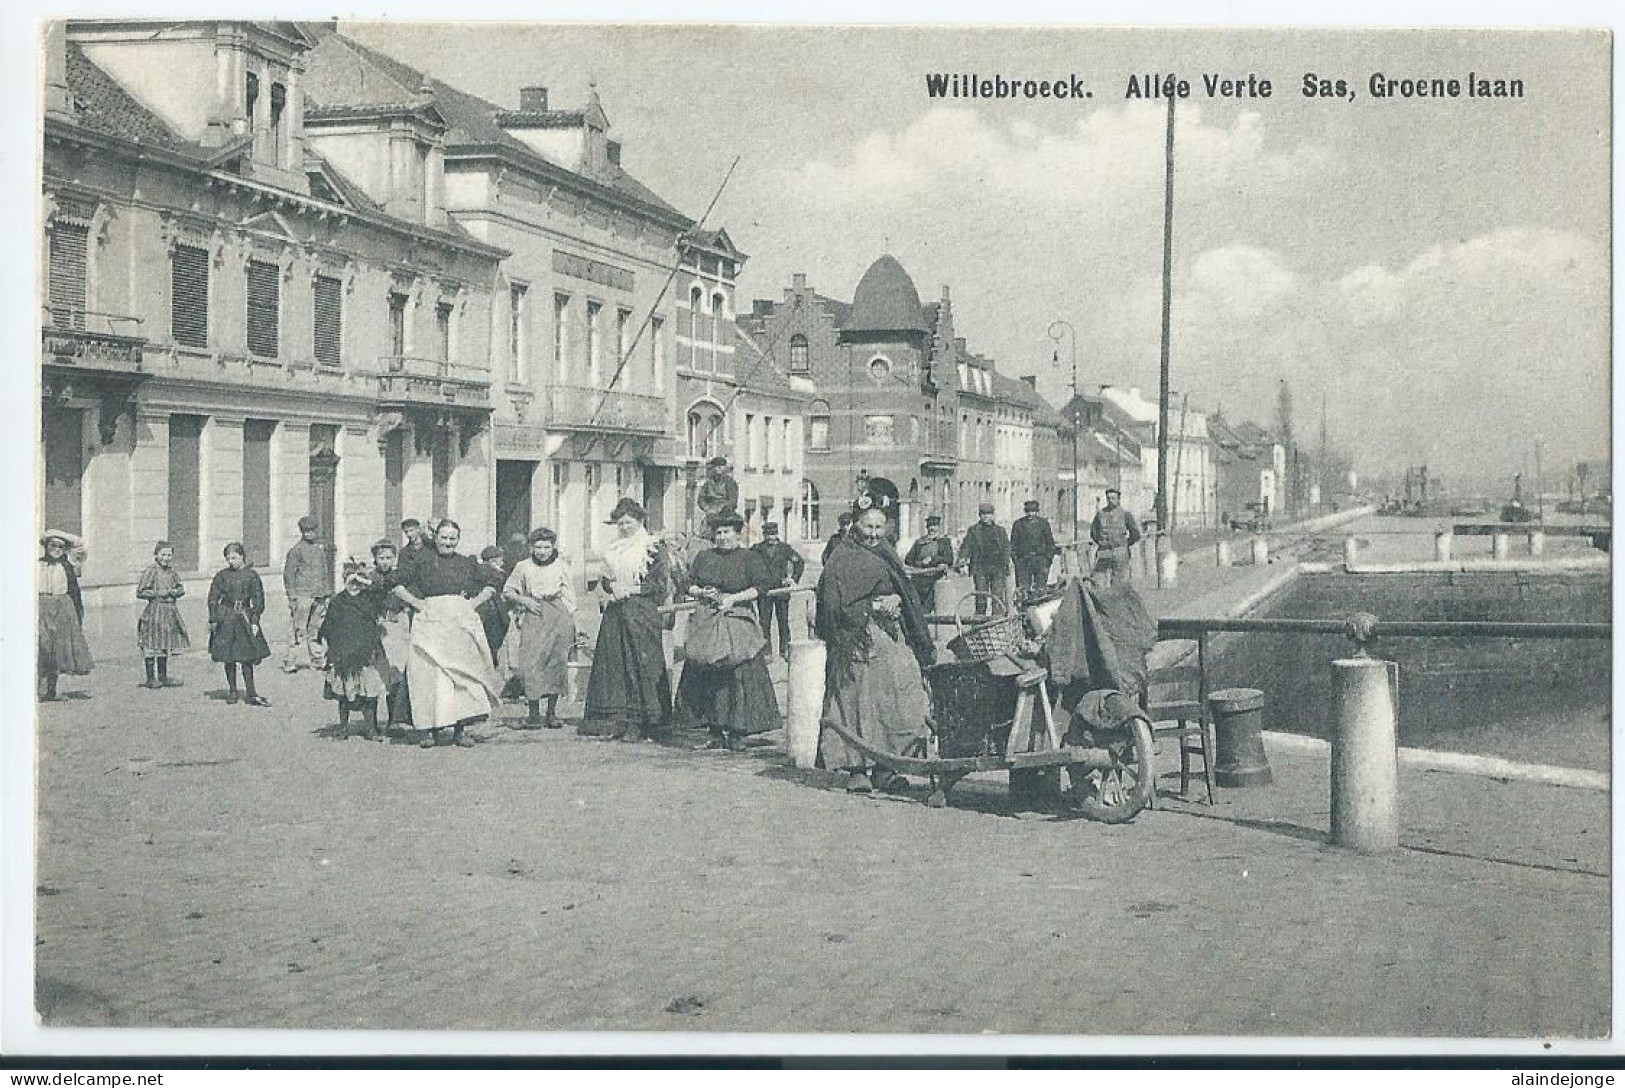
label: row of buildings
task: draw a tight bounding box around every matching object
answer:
[39,20,1297,605]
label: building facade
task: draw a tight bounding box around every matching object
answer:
[42,21,506,606]
[302,29,699,583]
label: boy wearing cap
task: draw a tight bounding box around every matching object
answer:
[282,515,333,672]
[902,514,955,613]
[1090,488,1142,585]
[956,503,1011,616]
[696,456,739,537]
[750,521,805,659]
[1011,500,1059,596]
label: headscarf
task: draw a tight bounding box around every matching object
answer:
[815,531,934,672]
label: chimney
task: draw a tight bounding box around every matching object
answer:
[43,21,71,119]
[954,337,966,353]
[752,299,774,317]
[519,86,548,112]
[792,272,807,292]
[606,139,621,165]
[941,285,951,303]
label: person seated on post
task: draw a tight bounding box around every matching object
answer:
[696,456,739,539]
[815,506,935,794]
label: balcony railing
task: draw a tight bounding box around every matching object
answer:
[548,383,666,435]
[375,355,490,409]
[41,308,146,374]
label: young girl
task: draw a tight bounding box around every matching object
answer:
[318,559,390,741]
[502,527,578,729]
[136,540,190,689]
[206,542,272,706]
[38,530,92,702]
[366,539,411,730]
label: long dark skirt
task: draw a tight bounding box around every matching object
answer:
[676,650,781,736]
[817,619,930,772]
[582,595,670,735]
[209,612,271,664]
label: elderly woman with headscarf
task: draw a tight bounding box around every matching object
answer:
[38,529,92,701]
[815,505,935,793]
[503,527,578,730]
[583,497,672,742]
[391,519,502,749]
[675,510,781,751]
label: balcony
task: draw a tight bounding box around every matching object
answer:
[375,355,491,410]
[41,308,146,376]
[548,383,666,435]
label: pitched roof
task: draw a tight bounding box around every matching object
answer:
[64,42,188,151]
[305,32,687,221]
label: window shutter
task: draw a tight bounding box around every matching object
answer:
[312,275,342,366]
[48,223,88,330]
[246,259,280,357]
[171,245,209,348]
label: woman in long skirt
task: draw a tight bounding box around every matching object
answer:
[136,540,190,689]
[391,519,501,749]
[676,512,781,750]
[38,530,92,702]
[207,542,273,706]
[503,527,577,729]
[318,560,392,740]
[582,497,671,741]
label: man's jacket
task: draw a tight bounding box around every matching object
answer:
[1011,515,1058,560]
[283,539,333,598]
[958,522,1011,570]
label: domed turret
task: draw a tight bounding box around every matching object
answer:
[845,254,929,335]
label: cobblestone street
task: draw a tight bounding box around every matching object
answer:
[32,555,1610,1038]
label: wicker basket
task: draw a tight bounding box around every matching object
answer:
[948,591,1025,663]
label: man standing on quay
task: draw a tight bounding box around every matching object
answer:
[282,515,333,672]
[956,502,1011,616]
[1010,499,1059,598]
[1090,487,1142,586]
[750,521,805,660]
[902,514,955,614]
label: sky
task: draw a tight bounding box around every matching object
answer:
[347,23,1610,494]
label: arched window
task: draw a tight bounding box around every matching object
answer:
[789,333,809,375]
[687,402,723,459]
[808,399,831,451]
[801,479,821,540]
[711,291,727,319]
[689,285,704,345]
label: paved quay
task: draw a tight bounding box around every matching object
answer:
[32,545,1610,1039]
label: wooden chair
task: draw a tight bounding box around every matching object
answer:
[1144,640,1216,804]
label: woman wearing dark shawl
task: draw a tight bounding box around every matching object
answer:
[582,497,672,741]
[815,506,935,792]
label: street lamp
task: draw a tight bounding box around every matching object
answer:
[1047,320,1080,542]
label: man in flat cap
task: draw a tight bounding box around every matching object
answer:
[1010,499,1059,598]
[1090,487,1142,586]
[282,514,333,672]
[696,455,739,538]
[956,502,1011,616]
[902,514,955,614]
[750,521,805,660]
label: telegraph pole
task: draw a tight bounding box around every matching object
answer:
[1155,88,1176,535]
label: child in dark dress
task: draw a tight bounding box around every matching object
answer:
[206,542,272,706]
[317,560,390,740]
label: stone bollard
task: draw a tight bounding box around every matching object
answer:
[1251,536,1270,566]
[1209,688,1272,787]
[1158,546,1178,587]
[786,637,826,770]
[1434,530,1453,563]
[1342,534,1359,569]
[1215,539,1233,568]
[1529,530,1546,557]
[1330,658,1399,853]
[1492,532,1511,560]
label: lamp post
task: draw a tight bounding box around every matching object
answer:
[1048,319,1080,540]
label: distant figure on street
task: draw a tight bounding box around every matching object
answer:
[317,560,390,742]
[38,529,91,702]
[696,456,739,537]
[957,502,1011,616]
[750,521,806,659]
[208,542,272,707]
[902,514,954,614]
[821,511,855,565]
[398,519,430,583]
[136,539,189,690]
[1090,488,1142,586]
[1010,499,1059,598]
[282,515,332,673]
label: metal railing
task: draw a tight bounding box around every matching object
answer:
[548,383,666,434]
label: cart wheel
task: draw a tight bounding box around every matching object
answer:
[1065,716,1155,824]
